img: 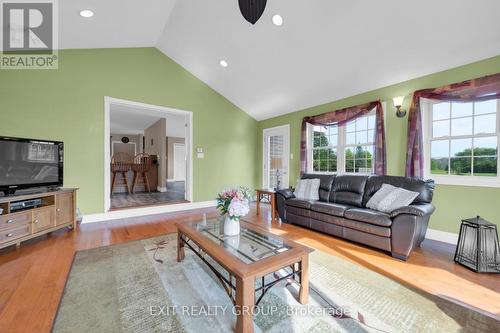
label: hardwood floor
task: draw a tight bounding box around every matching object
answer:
[0,203,498,332]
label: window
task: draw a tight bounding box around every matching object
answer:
[345,113,376,173]
[312,123,338,172]
[424,99,500,186]
[310,110,376,174]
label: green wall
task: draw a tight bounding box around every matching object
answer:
[0,48,259,214]
[259,55,500,233]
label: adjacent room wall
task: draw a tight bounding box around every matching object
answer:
[144,119,167,191]
[0,48,260,214]
[167,136,186,180]
[258,55,500,234]
[110,133,141,156]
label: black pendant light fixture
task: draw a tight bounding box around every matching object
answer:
[239,0,267,24]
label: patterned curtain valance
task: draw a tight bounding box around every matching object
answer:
[405,72,500,178]
[300,100,386,176]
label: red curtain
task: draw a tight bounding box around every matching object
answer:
[406,73,500,178]
[300,100,386,175]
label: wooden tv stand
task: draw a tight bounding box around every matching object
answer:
[0,188,78,250]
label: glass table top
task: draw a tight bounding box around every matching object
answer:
[189,218,291,264]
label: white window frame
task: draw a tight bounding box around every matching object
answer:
[306,107,381,175]
[422,98,500,188]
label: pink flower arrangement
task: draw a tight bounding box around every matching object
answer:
[217,187,252,220]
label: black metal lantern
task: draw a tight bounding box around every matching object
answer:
[454,216,500,273]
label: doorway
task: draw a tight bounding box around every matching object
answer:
[263,124,290,189]
[104,97,193,212]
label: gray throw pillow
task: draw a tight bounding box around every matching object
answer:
[307,178,321,201]
[366,184,397,210]
[294,179,308,199]
[294,178,320,200]
[376,187,420,213]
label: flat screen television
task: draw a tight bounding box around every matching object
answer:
[0,136,63,195]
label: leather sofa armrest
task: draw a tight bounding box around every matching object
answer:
[390,204,435,218]
[276,188,295,200]
[275,189,294,222]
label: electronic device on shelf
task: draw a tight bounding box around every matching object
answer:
[0,136,64,196]
[10,198,43,212]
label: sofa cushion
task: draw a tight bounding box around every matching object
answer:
[344,220,391,237]
[301,173,335,202]
[344,208,392,227]
[285,198,316,210]
[311,202,353,217]
[363,175,435,206]
[329,175,368,207]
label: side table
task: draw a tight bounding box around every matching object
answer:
[255,189,277,221]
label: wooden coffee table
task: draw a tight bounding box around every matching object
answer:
[176,218,313,333]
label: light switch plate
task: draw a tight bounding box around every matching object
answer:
[197,152,205,159]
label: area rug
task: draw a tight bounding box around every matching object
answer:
[52,234,499,333]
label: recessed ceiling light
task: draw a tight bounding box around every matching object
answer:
[219,60,228,68]
[79,9,94,18]
[272,14,283,26]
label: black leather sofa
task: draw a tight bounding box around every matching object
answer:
[276,174,435,260]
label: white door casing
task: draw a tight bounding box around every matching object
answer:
[263,125,290,189]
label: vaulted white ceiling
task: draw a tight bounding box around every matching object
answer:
[60,0,177,49]
[61,0,500,120]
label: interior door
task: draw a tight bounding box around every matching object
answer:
[173,143,186,181]
[263,125,290,189]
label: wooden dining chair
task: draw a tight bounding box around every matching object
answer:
[111,152,132,194]
[131,153,152,193]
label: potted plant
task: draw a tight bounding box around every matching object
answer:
[216,187,251,236]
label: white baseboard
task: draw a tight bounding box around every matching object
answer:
[82,200,216,224]
[425,228,458,245]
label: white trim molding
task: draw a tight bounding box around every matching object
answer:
[425,228,458,245]
[82,201,216,224]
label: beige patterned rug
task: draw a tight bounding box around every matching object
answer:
[53,234,499,333]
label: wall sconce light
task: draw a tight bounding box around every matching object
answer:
[393,96,406,118]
